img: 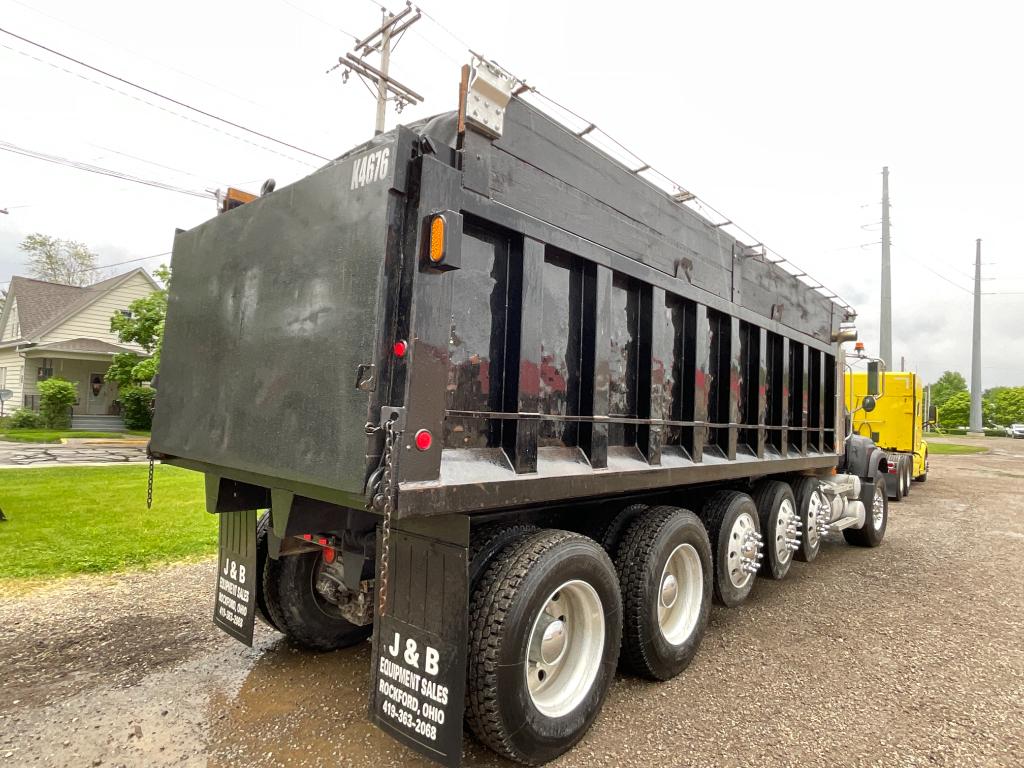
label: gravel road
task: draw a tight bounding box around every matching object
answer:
[2,437,1022,767]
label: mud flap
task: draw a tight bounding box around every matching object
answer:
[369,527,468,767]
[213,509,257,646]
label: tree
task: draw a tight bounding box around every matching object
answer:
[937,390,971,428]
[108,265,170,387]
[928,370,968,411]
[19,233,99,286]
[986,386,1024,426]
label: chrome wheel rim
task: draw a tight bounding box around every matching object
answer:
[775,498,796,565]
[872,486,885,530]
[726,512,758,589]
[658,544,703,645]
[805,491,823,549]
[526,580,605,717]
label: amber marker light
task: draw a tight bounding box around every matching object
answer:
[429,215,446,263]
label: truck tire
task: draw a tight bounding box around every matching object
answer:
[903,456,913,495]
[263,549,372,652]
[255,512,281,632]
[466,530,622,765]
[700,491,762,607]
[752,481,798,580]
[589,503,648,556]
[843,476,888,548]
[615,506,711,681]
[791,477,824,563]
[469,522,537,589]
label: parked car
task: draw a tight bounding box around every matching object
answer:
[1010,423,1024,439]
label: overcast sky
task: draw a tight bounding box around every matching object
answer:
[1,0,1021,385]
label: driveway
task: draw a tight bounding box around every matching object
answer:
[1,438,1022,767]
[0,438,149,467]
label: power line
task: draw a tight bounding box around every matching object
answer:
[414,2,473,52]
[0,25,331,162]
[0,40,319,168]
[0,140,216,199]
[899,251,973,295]
[4,0,288,118]
[278,0,360,40]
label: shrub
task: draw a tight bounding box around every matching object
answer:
[8,408,45,429]
[121,386,156,430]
[37,378,78,429]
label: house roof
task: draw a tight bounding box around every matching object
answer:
[4,276,84,338]
[0,268,160,342]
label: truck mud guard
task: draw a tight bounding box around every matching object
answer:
[368,518,469,767]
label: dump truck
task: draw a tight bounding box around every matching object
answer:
[846,362,929,501]
[150,60,893,767]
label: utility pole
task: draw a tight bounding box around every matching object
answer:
[969,238,984,435]
[879,166,893,370]
[334,3,424,135]
[374,12,393,135]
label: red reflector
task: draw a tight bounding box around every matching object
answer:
[323,548,335,564]
[414,429,432,451]
[887,461,896,472]
[393,339,408,358]
[302,534,312,540]
[317,537,328,546]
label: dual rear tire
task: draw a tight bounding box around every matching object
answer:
[466,510,714,763]
[466,530,622,765]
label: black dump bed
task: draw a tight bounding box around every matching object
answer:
[152,134,404,509]
[153,98,848,517]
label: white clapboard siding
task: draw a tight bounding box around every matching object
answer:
[1,297,20,341]
[0,348,26,409]
[41,272,155,351]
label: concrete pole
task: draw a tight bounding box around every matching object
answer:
[968,238,984,434]
[879,166,893,370]
[374,10,393,135]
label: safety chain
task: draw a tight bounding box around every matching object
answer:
[146,455,155,510]
[372,415,400,617]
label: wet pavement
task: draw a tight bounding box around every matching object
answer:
[1,438,1022,767]
[0,439,148,467]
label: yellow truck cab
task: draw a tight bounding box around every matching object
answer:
[846,370,928,501]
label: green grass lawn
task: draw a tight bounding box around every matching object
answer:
[0,430,148,443]
[927,442,988,455]
[0,464,213,584]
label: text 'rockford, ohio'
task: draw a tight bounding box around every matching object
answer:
[378,632,450,743]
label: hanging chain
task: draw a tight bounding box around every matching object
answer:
[146,455,155,510]
[373,415,400,617]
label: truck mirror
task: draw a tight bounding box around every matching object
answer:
[867,362,881,396]
[928,405,937,423]
[862,395,877,413]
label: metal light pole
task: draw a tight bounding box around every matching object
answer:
[968,238,984,434]
[879,166,893,370]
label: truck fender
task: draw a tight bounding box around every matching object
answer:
[843,435,889,481]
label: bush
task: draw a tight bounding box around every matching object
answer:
[121,386,156,430]
[37,378,78,429]
[8,409,45,429]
